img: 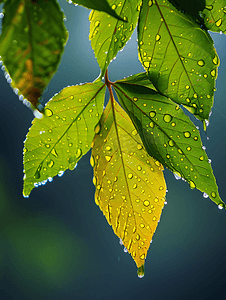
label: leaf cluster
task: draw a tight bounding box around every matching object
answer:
[0,0,225,277]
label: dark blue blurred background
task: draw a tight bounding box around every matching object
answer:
[0,1,226,299]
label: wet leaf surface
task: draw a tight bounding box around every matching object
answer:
[201,0,226,33]
[23,81,106,197]
[138,0,219,121]
[114,80,225,209]
[91,98,166,269]
[0,0,68,107]
[89,0,141,77]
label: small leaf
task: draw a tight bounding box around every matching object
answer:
[91,98,166,269]
[114,80,225,210]
[116,72,156,89]
[138,0,219,121]
[23,81,106,197]
[68,0,125,21]
[0,0,68,108]
[89,0,141,77]
[201,0,226,33]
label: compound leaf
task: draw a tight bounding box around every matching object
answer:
[114,80,225,210]
[138,0,219,122]
[91,98,166,270]
[89,0,141,77]
[68,0,125,21]
[23,81,106,197]
[201,0,226,33]
[0,0,68,108]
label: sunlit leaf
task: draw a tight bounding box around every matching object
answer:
[0,0,68,108]
[116,72,156,89]
[68,0,125,21]
[91,98,166,269]
[23,82,106,197]
[114,80,225,210]
[89,0,141,77]
[138,0,219,121]
[201,0,226,33]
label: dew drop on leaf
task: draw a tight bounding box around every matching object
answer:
[75,148,82,159]
[197,60,205,67]
[210,69,216,77]
[105,155,111,162]
[183,131,191,138]
[149,111,156,118]
[51,148,58,157]
[137,263,145,278]
[45,108,53,117]
[90,155,95,167]
[163,114,172,123]
[190,180,196,189]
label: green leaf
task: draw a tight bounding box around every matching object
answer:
[168,0,205,21]
[68,0,125,22]
[91,98,166,270]
[89,0,141,77]
[0,0,68,108]
[23,81,106,197]
[114,80,225,210]
[116,72,156,89]
[138,0,219,121]
[201,0,226,33]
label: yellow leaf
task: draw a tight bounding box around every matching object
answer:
[91,98,166,270]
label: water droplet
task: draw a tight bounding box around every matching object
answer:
[51,148,58,157]
[197,60,205,67]
[58,171,64,177]
[111,4,117,10]
[90,155,95,167]
[148,0,153,6]
[128,173,133,179]
[155,34,161,41]
[140,223,145,228]
[163,114,172,123]
[132,129,137,135]
[185,85,190,89]
[174,173,181,180]
[183,131,191,138]
[199,155,204,161]
[210,69,216,77]
[137,144,143,150]
[203,192,208,198]
[186,146,191,151]
[218,204,224,210]
[45,108,53,117]
[105,156,111,162]
[105,145,112,151]
[190,180,196,189]
[211,191,216,198]
[212,55,218,65]
[168,140,174,147]
[95,123,101,134]
[133,97,138,102]
[216,18,222,27]
[143,200,150,207]
[137,264,145,278]
[75,148,82,159]
[149,111,156,118]
[47,160,54,168]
